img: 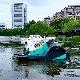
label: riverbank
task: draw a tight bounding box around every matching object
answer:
[55,36,80,47]
[0,36,21,43]
[55,36,80,56]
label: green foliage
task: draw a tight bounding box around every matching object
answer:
[65,37,68,41]
[0,28,24,36]
[55,36,80,42]
[71,36,80,42]
[55,35,60,42]
[0,20,36,36]
[55,36,66,42]
[26,21,56,36]
[62,20,79,33]
[50,17,75,30]
[23,20,36,32]
[1,18,79,36]
[63,42,74,47]
[56,36,80,48]
[57,37,63,41]
[77,16,80,23]
[0,28,3,36]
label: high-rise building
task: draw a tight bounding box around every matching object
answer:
[11,3,27,29]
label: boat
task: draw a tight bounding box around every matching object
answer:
[17,46,70,61]
[13,36,70,61]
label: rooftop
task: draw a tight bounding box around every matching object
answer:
[68,5,80,7]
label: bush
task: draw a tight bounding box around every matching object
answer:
[59,37,63,41]
[72,36,80,42]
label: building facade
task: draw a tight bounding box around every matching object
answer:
[53,5,80,20]
[0,23,7,29]
[53,12,62,19]
[11,3,27,29]
[43,16,53,25]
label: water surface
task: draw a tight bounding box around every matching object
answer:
[0,44,80,80]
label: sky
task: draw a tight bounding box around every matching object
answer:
[0,0,80,28]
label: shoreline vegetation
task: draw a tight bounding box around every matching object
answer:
[0,17,80,56]
[0,17,80,36]
[55,36,80,48]
[55,36,80,56]
[0,35,80,56]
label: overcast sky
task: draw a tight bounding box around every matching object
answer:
[0,0,80,28]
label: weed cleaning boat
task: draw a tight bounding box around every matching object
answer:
[13,35,70,61]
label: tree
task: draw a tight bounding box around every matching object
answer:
[50,17,75,30]
[13,28,23,36]
[0,27,25,36]
[62,20,79,33]
[6,29,13,36]
[26,21,56,36]
[2,29,8,36]
[0,28,2,36]
[23,20,36,32]
[77,16,80,23]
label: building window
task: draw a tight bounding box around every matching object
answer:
[14,25,22,27]
[0,25,5,27]
[68,12,72,15]
[76,7,80,9]
[73,9,75,11]
[73,16,75,18]
[14,19,22,22]
[14,10,22,12]
[67,9,72,12]
[14,7,22,9]
[76,10,80,12]
[14,14,22,17]
[12,22,13,26]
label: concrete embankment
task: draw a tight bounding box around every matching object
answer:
[0,36,21,43]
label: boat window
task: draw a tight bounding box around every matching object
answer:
[47,48,55,55]
[54,47,66,53]
[47,47,66,55]
[35,36,37,38]
[54,48,62,53]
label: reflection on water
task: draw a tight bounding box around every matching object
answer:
[0,44,80,80]
[11,60,65,80]
[62,69,80,77]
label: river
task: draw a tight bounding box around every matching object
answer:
[0,43,80,80]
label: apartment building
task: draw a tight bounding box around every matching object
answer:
[53,12,62,19]
[11,3,27,29]
[0,23,7,29]
[53,5,80,20]
[44,16,53,25]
